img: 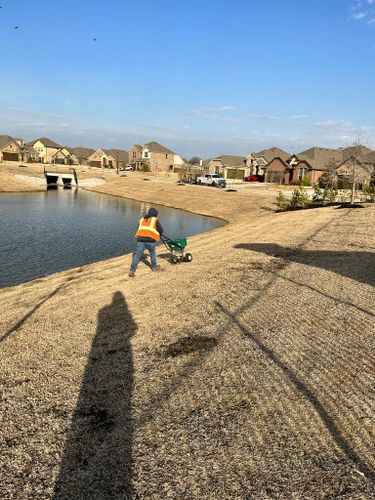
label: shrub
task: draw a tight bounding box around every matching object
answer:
[363,184,375,203]
[338,190,350,204]
[140,162,151,172]
[312,186,323,203]
[276,191,288,210]
[290,188,309,208]
[325,187,338,203]
[300,175,310,187]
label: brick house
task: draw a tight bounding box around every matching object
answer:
[128,141,180,173]
[248,147,290,176]
[264,157,289,184]
[265,152,336,185]
[336,156,374,188]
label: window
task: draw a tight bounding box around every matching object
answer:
[165,154,168,159]
[298,167,308,180]
[143,151,149,158]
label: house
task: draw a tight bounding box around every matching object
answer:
[103,149,129,168]
[88,149,117,168]
[27,137,62,164]
[246,153,268,176]
[128,141,179,173]
[67,147,96,166]
[0,135,39,163]
[247,147,291,176]
[0,135,23,162]
[264,148,339,185]
[201,155,248,180]
[51,147,77,165]
[264,157,290,184]
[178,162,205,182]
[336,156,374,188]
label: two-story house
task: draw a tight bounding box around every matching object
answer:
[128,141,180,172]
[27,137,63,164]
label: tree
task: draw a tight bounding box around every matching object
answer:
[340,132,370,204]
[189,156,201,165]
[319,156,340,188]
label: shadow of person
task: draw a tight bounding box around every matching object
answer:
[235,243,375,287]
[54,291,136,499]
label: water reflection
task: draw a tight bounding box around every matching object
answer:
[0,190,224,288]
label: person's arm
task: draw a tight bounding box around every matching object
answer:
[156,220,164,235]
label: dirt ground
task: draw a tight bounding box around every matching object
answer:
[1,174,374,499]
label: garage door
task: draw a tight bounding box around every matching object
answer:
[269,172,285,184]
[2,152,19,161]
[226,169,245,180]
[90,161,102,168]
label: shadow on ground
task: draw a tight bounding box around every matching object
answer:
[235,243,375,287]
[54,291,136,499]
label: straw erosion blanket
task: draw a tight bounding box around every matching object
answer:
[1,176,374,499]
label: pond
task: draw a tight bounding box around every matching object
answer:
[0,189,225,288]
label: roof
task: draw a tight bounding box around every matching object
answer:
[66,147,96,159]
[255,147,291,162]
[296,147,343,170]
[363,151,375,164]
[341,145,373,160]
[103,149,129,162]
[0,134,21,149]
[28,137,61,148]
[202,155,246,168]
[336,156,374,176]
[143,141,176,155]
[264,157,290,170]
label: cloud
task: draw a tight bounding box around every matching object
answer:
[313,119,353,127]
[248,113,308,121]
[352,11,366,19]
[1,106,374,159]
[350,0,375,21]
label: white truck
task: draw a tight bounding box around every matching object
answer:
[196,173,226,188]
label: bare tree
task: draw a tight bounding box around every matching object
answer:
[341,131,370,204]
[189,156,201,165]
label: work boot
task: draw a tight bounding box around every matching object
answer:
[128,271,135,277]
[151,265,161,272]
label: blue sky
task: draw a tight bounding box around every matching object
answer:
[1,0,375,157]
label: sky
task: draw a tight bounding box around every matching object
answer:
[1,0,375,158]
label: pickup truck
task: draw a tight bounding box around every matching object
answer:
[196,173,226,188]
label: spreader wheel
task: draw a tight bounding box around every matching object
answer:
[171,255,179,264]
[184,253,193,262]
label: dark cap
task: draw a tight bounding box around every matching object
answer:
[146,207,158,218]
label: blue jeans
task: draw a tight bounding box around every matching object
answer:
[130,241,157,273]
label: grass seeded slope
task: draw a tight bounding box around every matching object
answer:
[1,173,374,499]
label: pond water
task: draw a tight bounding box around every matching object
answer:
[0,189,224,288]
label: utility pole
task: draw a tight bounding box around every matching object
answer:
[116,151,119,175]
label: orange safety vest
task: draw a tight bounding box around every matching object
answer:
[135,216,161,241]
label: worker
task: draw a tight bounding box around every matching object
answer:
[129,207,163,277]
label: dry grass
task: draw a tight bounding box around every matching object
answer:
[0,175,374,499]
[0,170,44,192]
